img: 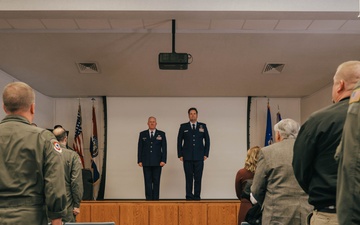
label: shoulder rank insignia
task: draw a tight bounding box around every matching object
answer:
[349,88,360,104]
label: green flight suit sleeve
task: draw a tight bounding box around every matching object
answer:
[71,152,84,208]
[42,130,67,219]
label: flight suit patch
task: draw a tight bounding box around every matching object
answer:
[349,88,360,104]
[156,135,162,140]
[53,141,62,153]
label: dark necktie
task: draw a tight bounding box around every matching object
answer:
[151,131,154,138]
[192,124,195,131]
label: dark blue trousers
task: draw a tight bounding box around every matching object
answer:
[183,160,204,200]
[142,166,162,200]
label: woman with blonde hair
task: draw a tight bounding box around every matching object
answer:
[235,146,261,225]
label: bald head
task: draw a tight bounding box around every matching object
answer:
[3,82,35,113]
[53,127,67,143]
[334,61,360,88]
[332,61,360,103]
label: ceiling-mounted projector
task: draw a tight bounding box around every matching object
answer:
[158,52,189,70]
[158,19,191,70]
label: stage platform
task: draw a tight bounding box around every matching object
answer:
[77,199,240,225]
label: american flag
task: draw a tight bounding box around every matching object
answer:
[90,104,100,200]
[73,104,85,168]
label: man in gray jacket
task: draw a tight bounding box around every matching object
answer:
[251,119,312,225]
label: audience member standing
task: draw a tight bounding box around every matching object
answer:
[293,61,360,225]
[0,82,66,225]
[335,79,360,225]
[251,119,312,225]
[53,127,84,222]
[177,107,210,200]
[138,116,167,200]
[235,146,261,225]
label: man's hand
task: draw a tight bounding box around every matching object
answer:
[138,162,142,167]
[73,207,80,216]
[204,156,208,161]
[179,157,183,161]
[160,162,166,167]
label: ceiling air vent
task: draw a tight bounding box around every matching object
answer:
[76,62,100,74]
[262,63,285,74]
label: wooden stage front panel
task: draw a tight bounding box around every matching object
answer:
[77,200,240,225]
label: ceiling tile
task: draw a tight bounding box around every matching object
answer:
[7,19,45,29]
[110,19,144,29]
[75,19,111,30]
[275,20,312,30]
[177,19,211,30]
[308,20,346,30]
[42,19,78,30]
[210,19,245,30]
[143,19,171,30]
[340,20,360,31]
[243,20,278,30]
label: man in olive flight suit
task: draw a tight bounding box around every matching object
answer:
[335,78,360,225]
[0,82,67,225]
[53,127,84,222]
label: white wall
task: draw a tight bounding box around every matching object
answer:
[300,84,333,124]
[249,97,301,148]
[0,69,54,128]
[105,97,248,199]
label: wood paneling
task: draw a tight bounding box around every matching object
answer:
[91,203,120,224]
[77,203,91,222]
[119,203,148,225]
[78,200,239,225]
[149,203,178,225]
[207,203,237,225]
[179,203,207,225]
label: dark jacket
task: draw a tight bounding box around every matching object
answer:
[138,129,167,166]
[293,97,349,210]
[177,122,210,161]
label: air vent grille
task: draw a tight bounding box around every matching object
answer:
[262,63,285,74]
[76,62,100,74]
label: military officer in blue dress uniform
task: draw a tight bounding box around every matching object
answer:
[138,116,167,200]
[177,107,210,200]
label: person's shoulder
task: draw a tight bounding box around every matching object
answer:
[198,122,207,126]
[157,129,166,135]
[62,147,74,154]
[259,144,278,157]
[39,128,57,141]
[139,130,148,135]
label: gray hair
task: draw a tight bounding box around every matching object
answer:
[274,118,300,139]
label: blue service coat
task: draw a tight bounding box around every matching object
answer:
[138,129,167,166]
[177,122,210,161]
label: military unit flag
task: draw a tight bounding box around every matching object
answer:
[90,105,101,200]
